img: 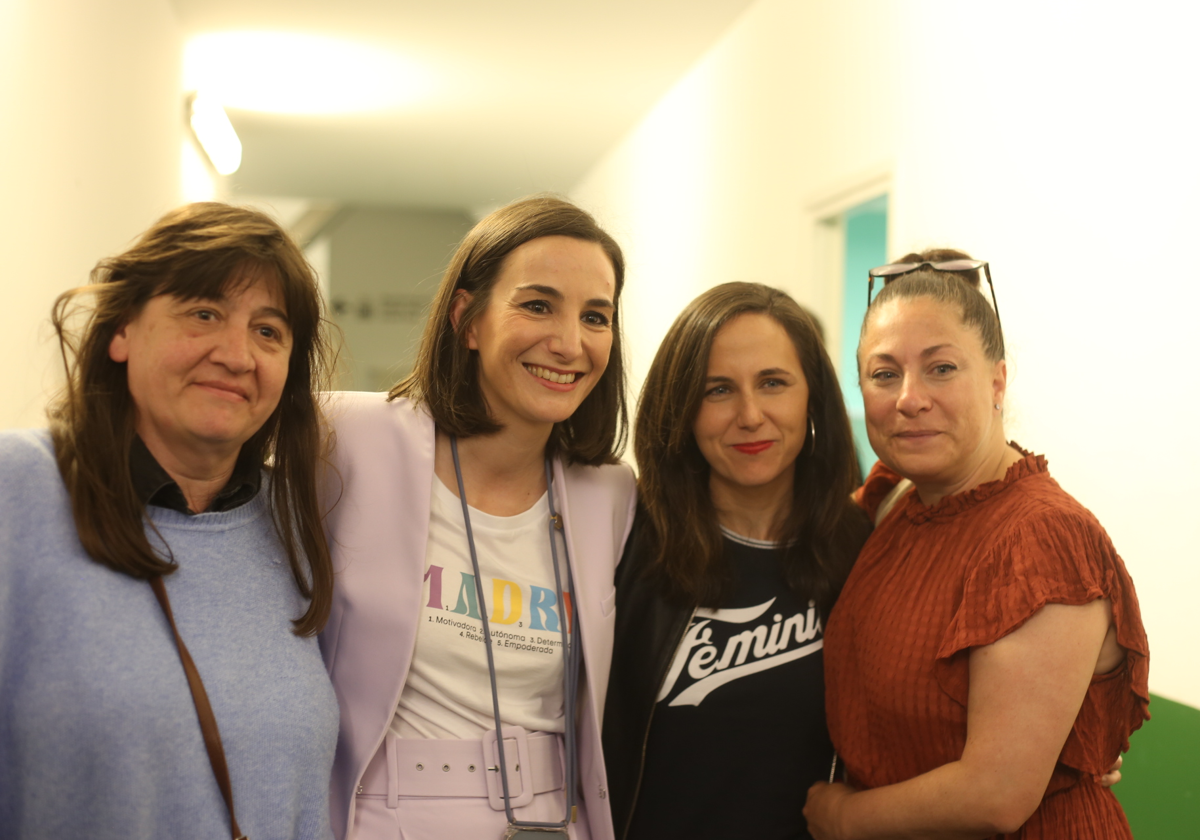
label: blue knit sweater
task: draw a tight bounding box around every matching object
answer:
[0,429,338,840]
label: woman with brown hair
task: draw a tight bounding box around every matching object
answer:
[803,250,1148,838]
[603,282,871,840]
[320,195,636,840]
[0,202,339,839]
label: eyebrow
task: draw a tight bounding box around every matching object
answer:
[867,345,957,363]
[182,290,291,324]
[705,368,794,382]
[516,284,615,310]
[255,306,291,325]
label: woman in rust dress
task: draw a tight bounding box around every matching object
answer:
[804,251,1148,839]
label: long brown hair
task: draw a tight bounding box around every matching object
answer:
[635,282,869,613]
[390,194,628,465]
[48,202,335,635]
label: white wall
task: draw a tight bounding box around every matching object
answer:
[573,0,1200,707]
[0,0,183,427]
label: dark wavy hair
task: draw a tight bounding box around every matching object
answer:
[390,194,627,465]
[48,202,335,635]
[635,282,869,612]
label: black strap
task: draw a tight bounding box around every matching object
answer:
[149,576,247,840]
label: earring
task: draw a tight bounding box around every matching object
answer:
[994,403,1002,411]
[806,417,817,455]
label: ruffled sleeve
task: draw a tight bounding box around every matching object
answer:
[934,505,1150,775]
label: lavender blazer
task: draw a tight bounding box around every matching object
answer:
[319,392,636,840]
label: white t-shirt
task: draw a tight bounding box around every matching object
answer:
[391,476,572,740]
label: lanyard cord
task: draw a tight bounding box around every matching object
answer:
[450,436,579,828]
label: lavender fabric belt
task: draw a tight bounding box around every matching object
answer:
[357,728,565,811]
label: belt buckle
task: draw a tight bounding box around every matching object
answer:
[483,725,534,810]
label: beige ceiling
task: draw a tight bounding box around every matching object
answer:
[173,0,756,209]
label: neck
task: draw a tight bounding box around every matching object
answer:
[139,433,239,514]
[915,437,1022,507]
[434,422,552,517]
[709,474,793,542]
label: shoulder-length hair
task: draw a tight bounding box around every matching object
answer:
[635,282,869,613]
[48,202,335,636]
[390,194,628,465]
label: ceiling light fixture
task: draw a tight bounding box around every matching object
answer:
[186,93,242,176]
[184,32,432,115]
[187,92,242,175]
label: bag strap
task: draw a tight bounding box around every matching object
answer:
[875,478,913,527]
[149,576,247,840]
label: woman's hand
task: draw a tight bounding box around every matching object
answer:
[803,781,855,840]
[1099,755,1123,787]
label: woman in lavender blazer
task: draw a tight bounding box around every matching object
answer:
[320,196,636,840]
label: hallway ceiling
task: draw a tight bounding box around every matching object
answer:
[173,0,756,210]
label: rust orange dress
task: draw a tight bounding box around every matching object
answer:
[824,449,1149,839]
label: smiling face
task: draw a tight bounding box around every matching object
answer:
[858,296,1007,498]
[461,235,616,438]
[692,312,810,508]
[108,270,293,470]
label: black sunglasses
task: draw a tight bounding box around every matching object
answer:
[867,259,1000,326]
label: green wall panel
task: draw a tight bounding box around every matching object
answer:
[1116,693,1200,836]
[839,195,887,478]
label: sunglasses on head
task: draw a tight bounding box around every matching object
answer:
[867,259,1000,326]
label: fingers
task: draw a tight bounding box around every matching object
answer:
[1099,755,1124,788]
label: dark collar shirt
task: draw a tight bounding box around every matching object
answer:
[129,436,262,515]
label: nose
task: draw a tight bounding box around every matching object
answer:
[736,394,765,429]
[895,374,931,417]
[209,323,255,373]
[546,315,582,360]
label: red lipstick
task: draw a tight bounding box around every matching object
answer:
[732,441,774,455]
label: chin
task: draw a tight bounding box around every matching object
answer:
[725,467,788,490]
[187,420,256,447]
[885,452,948,483]
[533,396,590,423]
[535,397,583,420]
